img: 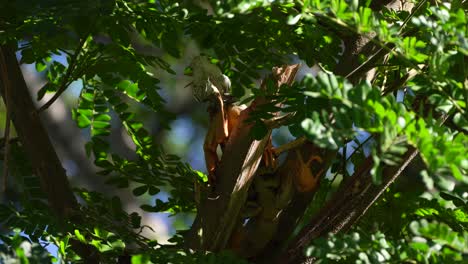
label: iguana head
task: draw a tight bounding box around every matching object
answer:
[188,56,231,102]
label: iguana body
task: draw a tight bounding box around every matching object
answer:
[189,56,232,183]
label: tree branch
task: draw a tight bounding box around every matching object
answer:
[280,147,418,264]
[252,142,336,263]
[0,45,77,214]
[186,64,300,252]
[263,1,418,262]
[0,45,100,263]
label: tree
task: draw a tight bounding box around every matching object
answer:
[0,0,467,263]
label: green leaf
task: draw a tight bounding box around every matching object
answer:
[440,192,466,207]
[288,14,302,25]
[110,239,125,250]
[251,121,268,140]
[74,230,86,243]
[15,247,30,264]
[81,92,94,102]
[148,186,160,195]
[133,185,148,196]
[35,61,47,72]
[453,113,468,131]
[130,213,141,228]
[76,114,92,128]
[132,254,151,264]
[117,80,139,97]
[140,204,157,212]
[59,236,69,256]
[92,120,111,129]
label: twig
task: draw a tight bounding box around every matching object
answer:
[37,35,88,113]
[344,46,386,80]
[397,0,427,35]
[328,134,374,181]
[353,148,419,227]
[264,112,296,129]
[381,67,422,96]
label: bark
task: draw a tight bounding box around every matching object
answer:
[0,45,100,263]
[0,45,77,215]
[188,0,417,260]
[252,144,335,263]
[186,64,300,251]
[259,1,417,263]
[280,148,418,263]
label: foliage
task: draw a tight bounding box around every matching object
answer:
[0,0,467,263]
[306,222,467,264]
[307,185,468,263]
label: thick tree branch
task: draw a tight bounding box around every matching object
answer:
[252,142,336,263]
[263,1,418,263]
[0,45,77,214]
[0,45,100,263]
[186,64,300,251]
[281,147,418,264]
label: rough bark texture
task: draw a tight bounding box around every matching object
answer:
[0,45,77,215]
[0,45,100,263]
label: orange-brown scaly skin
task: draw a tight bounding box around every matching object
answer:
[292,149,324,193]
[200,64,326,255]
[203,100,277,186]
[203,98,243,185]
[230,145,326,257]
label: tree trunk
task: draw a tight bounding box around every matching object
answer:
[0,45,100,263]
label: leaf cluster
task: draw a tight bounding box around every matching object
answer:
[0,0,466,262]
